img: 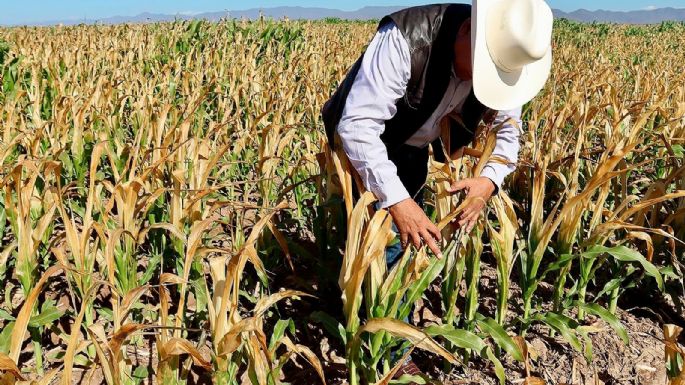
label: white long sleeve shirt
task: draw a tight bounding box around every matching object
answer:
[336,22,522,208]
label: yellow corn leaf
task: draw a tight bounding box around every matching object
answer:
[63,281,109,385]
[175,218,215,336]
[358,208,393,302]
[207,256,228,334]
[353,318,459,365]
[620,191,685,222]
[0,241,16,268]
[108,323,150,364]
[436,197,471,231]
[253,290,311,317]
[329,143,355,219]
[665,324,684,371]
[245,200,289,246]
[586,220,682,248]
[0,352,25,382]
[340,202,393,327]
[372,347,415,385]
[86,324,116,385]
[159,286,172,345]
[216,317,261,357]
[119,285,150,323]
[159,337,212,371]
[281,337,327,385]
[160,273,185,286]
[524,377,546,385]
[267,221,294,270]
[138,223,186,245]
[338,192,376,293]
[210,200,289,342]
[9,265,64,362]
[32,369,59,385]
[246,334,269,385]
[489,194,519,275]
[626,231,654,261]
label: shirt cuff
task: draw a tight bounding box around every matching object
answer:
[480,163,510,192]
[372,175,411,209]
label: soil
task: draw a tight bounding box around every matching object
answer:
[270,248,679,385]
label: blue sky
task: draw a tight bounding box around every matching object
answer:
[2,1,683,25]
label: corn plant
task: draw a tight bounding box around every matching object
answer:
[0,17,683,385]
[665,324,685,383]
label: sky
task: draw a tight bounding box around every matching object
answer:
[2,0,683,25]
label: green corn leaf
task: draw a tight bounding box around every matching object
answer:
[0,40,9,66]
[399,257,446,321]
[583,245,663,290]
[28,304,65,328]
[0,206,6,242]
[269,319,292,351]
[310,311,346,345]
[596,265,637,299]
[475,315,524,362]
[425,324,487,352]
[596,277,623,299]
[393,374,427,384]
[606,246,663,291]
[140,252,162,285]
[577,302,629,345]
[539,253,576,281]
[190,276,208,313]
[0,309,15,322]
[132,366,149,385]
[577,327,594,363]
[0,322,13,354]
[534,312,582,353]
[485,346,506,385]
[425,324,504,384]
[660,265,681,280]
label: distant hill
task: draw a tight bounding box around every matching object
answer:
[12,5,685,27]
[81,7,407,25]
[25,6,404,26]
[553,7,685,23]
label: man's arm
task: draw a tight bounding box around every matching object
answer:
[480,107,522,190]
[336,22,442,256]
[336,22,411,209]
[447,107,522,232]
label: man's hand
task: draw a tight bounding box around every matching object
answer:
[388,199,443,258]
[446,177,497,233]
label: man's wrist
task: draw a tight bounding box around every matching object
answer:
[388,197,412,212]
[482,176,499,195]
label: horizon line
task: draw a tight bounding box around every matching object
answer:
[3,4,685,27]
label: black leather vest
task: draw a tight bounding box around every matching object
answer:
[321,3,491,156]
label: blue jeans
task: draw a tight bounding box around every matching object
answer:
[385,221,405,267]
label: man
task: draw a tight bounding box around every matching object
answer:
[322,0,553,377]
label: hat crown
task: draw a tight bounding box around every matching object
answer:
[485,0,553,72]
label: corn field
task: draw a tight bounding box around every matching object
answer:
[0,17,684,385]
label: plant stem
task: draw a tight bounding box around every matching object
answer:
[608,286,620,314]
[31,328,43,376]
[552,264,571,313]
[577,284,588,319]
[496,276,510,326]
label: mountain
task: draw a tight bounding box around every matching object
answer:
[26,6,406,26]
[12,6,685,27]
[220,6,408,21]
[553,7,685,23]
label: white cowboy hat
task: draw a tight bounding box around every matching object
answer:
[472,0,554,111]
